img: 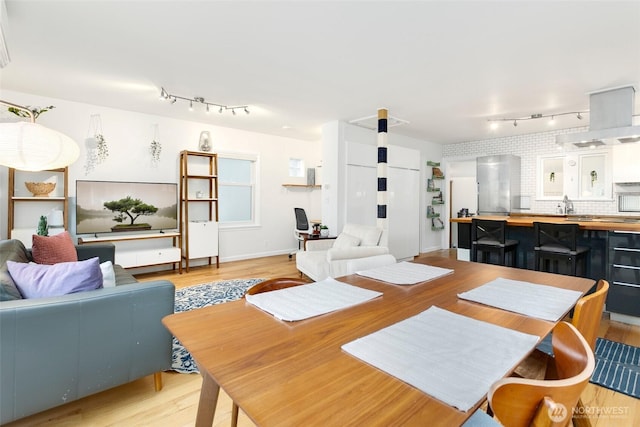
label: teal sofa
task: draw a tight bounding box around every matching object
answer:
[0,239,175,424]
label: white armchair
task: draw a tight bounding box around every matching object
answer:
[296,223,394,281]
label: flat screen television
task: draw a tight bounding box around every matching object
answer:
[76,180,178,235]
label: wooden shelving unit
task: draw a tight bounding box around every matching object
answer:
[7,167,68,241]
[180,150,220,271]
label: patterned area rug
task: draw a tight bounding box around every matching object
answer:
[171,278,264,373]
[592,338,640,399]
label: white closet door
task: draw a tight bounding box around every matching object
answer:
[388,166,419,260]
[346,164,377,226]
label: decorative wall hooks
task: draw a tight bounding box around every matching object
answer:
[159,87,249,115]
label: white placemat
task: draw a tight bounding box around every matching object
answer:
[341,306,539,411]
[356,261,453,285]
[245,277,382,321]
[458,277,583,321]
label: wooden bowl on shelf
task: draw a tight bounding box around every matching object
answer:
[25,182,56,197]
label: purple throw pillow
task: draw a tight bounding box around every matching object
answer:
[7,257,104,299]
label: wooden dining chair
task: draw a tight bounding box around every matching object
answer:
[516,279,608,377]
[228,277,309,426]
[488,321,595,427]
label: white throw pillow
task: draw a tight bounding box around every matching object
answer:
[100,261,116,288]
[334,233,361,248]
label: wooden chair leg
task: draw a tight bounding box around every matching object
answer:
[231,402,239,427]
[154,372,163,391]
[572,398,592,427]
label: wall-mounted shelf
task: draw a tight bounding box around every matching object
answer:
[282,184,321,188]
[427,161,445,231]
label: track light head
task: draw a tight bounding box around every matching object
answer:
[244,107,250,115]
[232,109,236,115]
[189,100,193,111]
[577,112,583,120]
[170,97,177,104]
[513,120,518,127]
[219,106,223,114]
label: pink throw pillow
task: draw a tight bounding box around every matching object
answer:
[32,231,78,265]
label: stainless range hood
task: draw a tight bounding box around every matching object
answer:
[556,85,640,147]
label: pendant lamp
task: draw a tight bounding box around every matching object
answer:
[0,100,80,171]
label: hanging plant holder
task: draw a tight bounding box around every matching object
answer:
[149,124,161,166]
[84,114,109,175]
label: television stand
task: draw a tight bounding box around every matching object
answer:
[78,231,182,273]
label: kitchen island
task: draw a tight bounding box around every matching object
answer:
[451,213,640,323]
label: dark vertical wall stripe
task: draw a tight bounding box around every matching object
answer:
[378,177,387,191]
[377,147,387,163]
[378,118,388,133]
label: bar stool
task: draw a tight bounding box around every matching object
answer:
[533,222,590,277]
[471,219,518,267]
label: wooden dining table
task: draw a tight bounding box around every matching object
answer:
[162,256,595,427]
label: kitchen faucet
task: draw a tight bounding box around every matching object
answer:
[563,195,575,215]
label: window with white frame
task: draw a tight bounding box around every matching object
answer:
[218,153,258,225]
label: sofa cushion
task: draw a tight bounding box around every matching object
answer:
[341,224,382,246]
[7,257,103,298]
[31,231,78,265]
[100,261,117,287]
[333,233,361,249]
[0,239,29,301]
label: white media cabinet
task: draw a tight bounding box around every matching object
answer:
[78,231,182,273]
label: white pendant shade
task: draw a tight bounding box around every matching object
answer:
[0,121,80,171]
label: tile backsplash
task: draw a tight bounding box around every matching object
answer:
[443,126,626,216]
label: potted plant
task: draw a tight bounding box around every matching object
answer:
[320,224,329,237]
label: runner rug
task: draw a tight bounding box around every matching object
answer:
[171,278,264,373]
[592,337,640,399]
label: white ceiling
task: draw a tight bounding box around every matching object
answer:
[1,0,639,144]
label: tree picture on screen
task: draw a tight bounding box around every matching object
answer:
[103,196,158,231]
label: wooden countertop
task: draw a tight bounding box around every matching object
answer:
[450,213,640,232]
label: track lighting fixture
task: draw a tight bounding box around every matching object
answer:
[488,110,588,130]
[159,87,249,116]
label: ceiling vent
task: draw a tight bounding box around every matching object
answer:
[556,85,640,147]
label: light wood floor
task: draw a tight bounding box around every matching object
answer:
[6,251,640,426]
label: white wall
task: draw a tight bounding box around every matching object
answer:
[322,120,444,253]
[0,90,322,263]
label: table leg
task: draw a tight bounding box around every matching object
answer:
[196,371,220,427]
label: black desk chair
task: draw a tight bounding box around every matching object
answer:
[471,219,518,267]
[289,207,310,259]
[533,222,590,277]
